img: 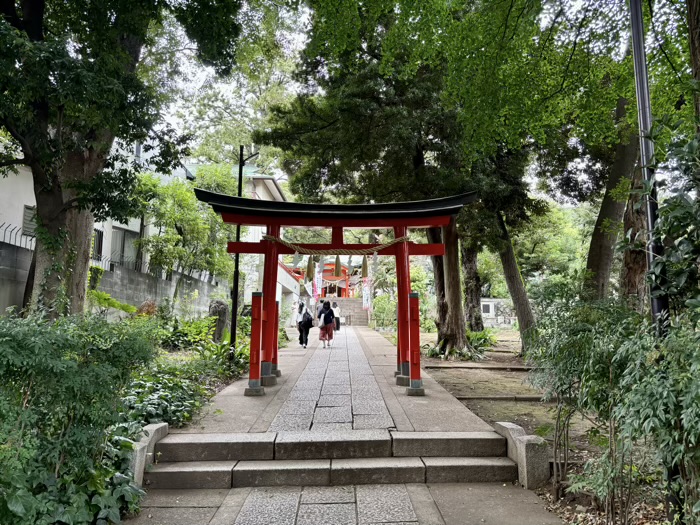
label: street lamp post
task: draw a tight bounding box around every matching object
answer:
[230,145,259,354]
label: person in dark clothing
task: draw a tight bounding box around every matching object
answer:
[296,302,312,348]
[318,300,335,348]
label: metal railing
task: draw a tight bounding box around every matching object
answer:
[0,222,36,251]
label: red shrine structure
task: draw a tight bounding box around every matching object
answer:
[195,189,476,397]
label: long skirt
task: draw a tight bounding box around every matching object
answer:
[319,323,334,342]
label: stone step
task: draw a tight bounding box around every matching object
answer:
[155,430,507,462]
[144,456,517,489]
[145,460,236,489]
[423,457,517,483]
[275,429,391,459]
[155,433,276,462]
[391,431,507,457]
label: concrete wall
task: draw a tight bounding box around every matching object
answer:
[0,240,228,316]
[98,266,228,316]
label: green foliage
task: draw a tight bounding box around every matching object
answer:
[135,173,236,283]
[371,294,396,329]
[124,338,250,428]
[88,265,105,290]
[161,316,216,351]
[0,314,156,525]
[87,289,138,314]
[465,329,497,351]
[529,285,700,520]
[278,326,290,346]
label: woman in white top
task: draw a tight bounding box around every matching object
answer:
[332,301,341,331]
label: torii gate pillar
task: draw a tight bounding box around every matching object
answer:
[394,226,411,386]
[261,224,280,386]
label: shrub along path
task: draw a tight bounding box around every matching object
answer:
[126,327,562,525]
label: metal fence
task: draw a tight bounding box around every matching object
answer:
[0,222,36,251]
[0,220,221,288]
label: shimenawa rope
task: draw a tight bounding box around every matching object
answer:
[261,235,409,255]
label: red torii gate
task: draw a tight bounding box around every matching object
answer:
[195,189,476,397]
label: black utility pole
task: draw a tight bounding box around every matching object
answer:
[230,145,259,354]
[630,0,670,326]
[629,0,678,520]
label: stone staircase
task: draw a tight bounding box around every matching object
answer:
[144,430,517,489]
[331,298,368,326]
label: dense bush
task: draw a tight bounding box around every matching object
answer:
[160,316,216,351]
[466,329,497,350]
[0,315,156,525]
[372,294,397,329]
[123,337,250,428]
[529,290,700,523]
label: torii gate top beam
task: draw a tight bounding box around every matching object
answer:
[194,188,476,229]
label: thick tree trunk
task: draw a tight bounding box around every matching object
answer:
[427,227,449,344]
[583,97,639,299]
[496,213,535,348]
[441,218,469,351]
[460,240,484,332]
[30,143,109,315]
[620,168,647,312]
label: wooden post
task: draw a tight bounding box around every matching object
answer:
[272,300,281,377]
[244,292,265,396]
[261,225,279,386]
[395,226,411,386]
[407,292,425,396]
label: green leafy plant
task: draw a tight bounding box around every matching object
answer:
[0,314,156,524]
[465,329,497,351]
[87,289,138,314]
[161,316,215,351]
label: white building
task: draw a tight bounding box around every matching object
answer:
[480,297,516,327]
[0,157,299,316]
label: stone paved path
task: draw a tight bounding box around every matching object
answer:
[271,329,394,432]
[128,483,562,525]
[125,327,563,524]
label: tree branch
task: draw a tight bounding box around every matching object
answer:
[0,157,29,168]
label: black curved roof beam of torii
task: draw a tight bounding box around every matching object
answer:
[194,188,477,229]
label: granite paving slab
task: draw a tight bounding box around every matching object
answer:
[233,487,300,525]
[269,413,313,431]
[356,485,417,524]
[351,400,389,415]
[321,384,352,395]
[313,406,353,423]
[353,414,395,430]
[281,399,319,415]
[287,390,322,401]
[296,503,356,525]
[317,395,352,407]
[301,486,356,504]
[311,423,353,432]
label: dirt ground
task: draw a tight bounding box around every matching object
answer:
[420,328,595,457]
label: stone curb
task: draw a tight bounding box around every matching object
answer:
[129,422,169,486]
[493,421,549,489]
